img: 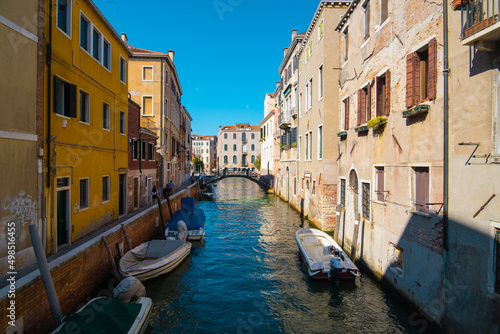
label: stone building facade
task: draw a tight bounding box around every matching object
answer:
[260,91,277,176]
[335,0,445,326]
[217,123,260,169]
[192,134,217,173]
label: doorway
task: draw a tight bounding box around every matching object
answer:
[133,177,139,209]
[56,188,69,247]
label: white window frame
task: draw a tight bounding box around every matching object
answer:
[341,97,349,131]
[57,0,72,38]
[142,65,154,82]
[79,177,89,210]
[306,77,313,111]
[79,89,90,124]
[317,124,323,160]
[102,175,110,203]
[380,0,389,25]
[342,26,349,65]
[91,25,103,63]
[102,37,111,72]
[318,19,324,41]
[102,102,110,130]
[119,111,126,135]
[373,165,386,204]
[362,0,371,42]
[120,55,126,84]
[164,98,169,119]
[142,95,154,117]
[318,64,324,101]
[80,12,91,54]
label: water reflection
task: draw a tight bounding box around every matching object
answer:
[144,178,431,333]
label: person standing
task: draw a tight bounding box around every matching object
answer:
[168,180,174,195]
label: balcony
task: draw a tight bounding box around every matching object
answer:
[140,117,158,131]
[460,0,500,51]
[278,111,291,129]
[242,146,248,155]
[290,107,297,118]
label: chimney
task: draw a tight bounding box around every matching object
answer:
[291,29,297,41]
[168,50,175,62]
[283,47,288,57]
[276,81,280,90]
[121,33,128,43]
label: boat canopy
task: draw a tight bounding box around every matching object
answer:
[166,197,206,231]
[54,297,141,334]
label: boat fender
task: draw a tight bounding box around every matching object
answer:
[113,277,146,303]
[177,220,188,241]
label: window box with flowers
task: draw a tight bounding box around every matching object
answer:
[337,131,347,139]
[355,125,369,133]
[367,116,388,131]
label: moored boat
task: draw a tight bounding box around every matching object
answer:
[295,228,359,280]
[165,197,206,240]
[51,296,152,334]
[119,239,191,281]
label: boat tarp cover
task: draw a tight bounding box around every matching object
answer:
[167,197,206,231]
[55,297,141,334]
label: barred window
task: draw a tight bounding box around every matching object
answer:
[362,182,370,219]
[340,179,346,206]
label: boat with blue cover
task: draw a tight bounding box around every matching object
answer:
[165,197,206,241]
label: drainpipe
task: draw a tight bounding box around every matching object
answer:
[443,0,450,252]
[46,0,54,254]
[443,0,450,324]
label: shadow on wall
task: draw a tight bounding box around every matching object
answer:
[346,210,499,334]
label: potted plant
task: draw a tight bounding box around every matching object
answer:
[292,142,297,148]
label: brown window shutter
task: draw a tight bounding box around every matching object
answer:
[428,38,437,100]
[415,167,429,213]
[406,53,415,108]
[367,82,372,122]
[376,77,382,117]
[345,96,350,130]
[384,71,391,116]
[414,53,421,105]
[357,89,365,126]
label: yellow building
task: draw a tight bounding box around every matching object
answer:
[43,0,131,253]
[0,0,42,275]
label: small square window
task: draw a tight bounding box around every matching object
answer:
[143,66,153,81]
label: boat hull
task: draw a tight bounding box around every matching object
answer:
[295,228,359,281]
[119,241,192,281]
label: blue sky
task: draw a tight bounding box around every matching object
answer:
[94,0,320,136]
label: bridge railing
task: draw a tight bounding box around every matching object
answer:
[211,168,273,189]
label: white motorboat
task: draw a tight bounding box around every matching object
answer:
[295,228,359,280]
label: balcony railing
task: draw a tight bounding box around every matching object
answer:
[461,0,500,50]
[278,111,291,129]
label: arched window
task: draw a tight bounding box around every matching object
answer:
[233,144,237,151]
[251,155,255,163]
[224,155,228,163]
[251,144,255,151]
[233,155,237,163]
[224,144,228,151]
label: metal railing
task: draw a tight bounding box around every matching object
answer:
[461,0,500,39]
[278,111,291,129]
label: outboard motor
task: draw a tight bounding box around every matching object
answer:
[177,220,188,241]
[330,256,343,283]
[113,276,146,303]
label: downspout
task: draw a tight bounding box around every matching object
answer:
[160,60,164,190]
[443,0,450,323]
[46,0,54,254]
[443,0,450,252]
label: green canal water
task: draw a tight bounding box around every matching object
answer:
[144,178,433,333]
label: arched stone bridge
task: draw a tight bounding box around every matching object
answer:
[206,169,273,190]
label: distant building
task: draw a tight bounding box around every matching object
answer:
[192,134,217,173]
[217,124,260,169]
[125,36,186,190]
[260,87,279,175]
[127,99,158,213]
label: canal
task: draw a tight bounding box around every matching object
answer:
[144,178,432,333]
